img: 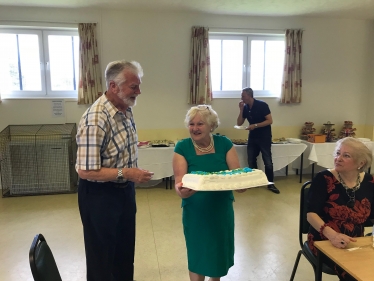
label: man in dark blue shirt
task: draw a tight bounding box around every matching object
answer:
[236,87,280,194]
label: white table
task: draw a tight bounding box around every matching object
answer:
[137,147,174,188]
[234,143,307,173]
[292,140,374,181]
[137,143,308,188]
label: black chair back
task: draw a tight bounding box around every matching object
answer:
[29,234,62,281]
[290,181,336,280]
[298,181,312,248]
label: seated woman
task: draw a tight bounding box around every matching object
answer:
[307,137,374,280]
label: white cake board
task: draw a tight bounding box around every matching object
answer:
[183,182,273,191]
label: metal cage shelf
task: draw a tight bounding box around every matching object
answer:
[0,123,78,197]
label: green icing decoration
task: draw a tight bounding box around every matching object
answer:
[190,167,253,175]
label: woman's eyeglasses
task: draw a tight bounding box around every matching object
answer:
[197,105,210,111]
[196,105,211,115]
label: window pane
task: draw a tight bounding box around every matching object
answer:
[73,36,79,90]
[48,35,77,91]
[264,41,284,92]
[209,39,222,91]
[18,34,42,91]
[222,40,243,91]
[250,40,264,90]
[209,34,284,98]
[0,34,20,91]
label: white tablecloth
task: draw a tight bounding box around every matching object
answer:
[137,143,308,181]
[137,147,174,180]
[292,141,374,170]
[234,143,307,171]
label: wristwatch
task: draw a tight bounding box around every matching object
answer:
[117,168,124,181]
[254,124,258,128]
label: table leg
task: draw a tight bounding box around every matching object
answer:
[165,177,168,189]
[315,248,323,281]
[299,153,304,183]
[285,165,288,176]
[311,163,315,180]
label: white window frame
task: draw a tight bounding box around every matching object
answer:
[209,32,285,99]
[43,30,79,98]
[0,27,79,99]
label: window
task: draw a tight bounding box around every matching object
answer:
[209,34,285,98]
[0,28,79,99]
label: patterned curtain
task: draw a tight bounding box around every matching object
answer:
[280,29,303,104]
[188,26,212,105]
[77,23,103,105]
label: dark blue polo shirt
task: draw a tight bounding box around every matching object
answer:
[242,99,272,139]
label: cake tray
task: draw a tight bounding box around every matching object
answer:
[182,182,273,191]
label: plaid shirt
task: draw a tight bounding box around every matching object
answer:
[76,93,138,176]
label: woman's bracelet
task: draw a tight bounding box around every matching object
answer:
[319,223,328,239]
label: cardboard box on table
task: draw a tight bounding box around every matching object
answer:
[307,134,326,143]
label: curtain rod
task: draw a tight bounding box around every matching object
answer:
[209,27,304,31]
[0,19,98,24]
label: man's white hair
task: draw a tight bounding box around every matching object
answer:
[105,60,143,89]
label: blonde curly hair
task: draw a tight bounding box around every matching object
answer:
[334,137,372,172]
[184,105,220,132]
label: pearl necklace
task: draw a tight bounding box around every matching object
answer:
[192,134,214,153]
[337,172,361,209]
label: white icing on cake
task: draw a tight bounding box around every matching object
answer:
[182,167,269,191]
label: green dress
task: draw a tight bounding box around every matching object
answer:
[174,135,235,277]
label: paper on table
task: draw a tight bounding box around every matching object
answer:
[346,247,361,251]
[234,125,247,130]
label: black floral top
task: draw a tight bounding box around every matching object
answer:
[307,170,374,255]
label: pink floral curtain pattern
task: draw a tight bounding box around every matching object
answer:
[78,23,103,105]
[188,26,212,105]
[280,29,303,104]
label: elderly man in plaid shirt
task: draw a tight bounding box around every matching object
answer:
[76,60,154,281]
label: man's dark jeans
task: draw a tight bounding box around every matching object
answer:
[246,137,274,182]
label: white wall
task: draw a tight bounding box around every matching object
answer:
[365,21,374,136]
[0,6,373,134]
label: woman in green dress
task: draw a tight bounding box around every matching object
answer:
[173,105,247,281]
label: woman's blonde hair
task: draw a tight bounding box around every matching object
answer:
[184,105,220,132]
[334,137,372,172]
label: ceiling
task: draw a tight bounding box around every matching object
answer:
[2,0,374,20]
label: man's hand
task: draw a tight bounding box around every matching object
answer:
[239,100,245,111]
[125,168,154,183]
[247,124,256,131]
[237,100,246,126]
